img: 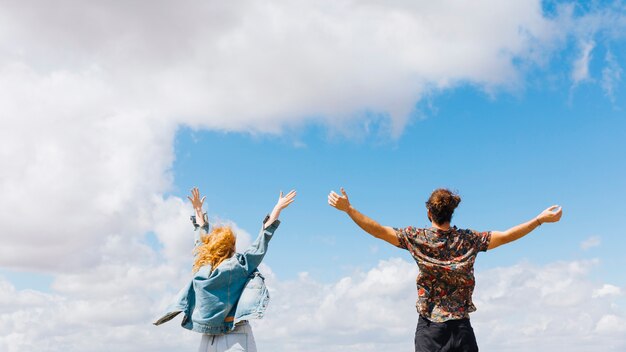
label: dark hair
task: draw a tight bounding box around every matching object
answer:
[426,188,461,225]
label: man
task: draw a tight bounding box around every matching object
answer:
[328,187,562,352]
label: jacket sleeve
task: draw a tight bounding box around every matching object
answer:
[190,212,210,248]
[239,219,280,275]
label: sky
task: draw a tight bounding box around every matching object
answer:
[0,0,625,351]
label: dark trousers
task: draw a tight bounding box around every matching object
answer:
[414,315,479,352]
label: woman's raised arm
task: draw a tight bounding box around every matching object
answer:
[264,190,297,229]
[187,187,207,228]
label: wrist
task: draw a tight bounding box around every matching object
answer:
[535,217,542,226]
[270,206,281,218]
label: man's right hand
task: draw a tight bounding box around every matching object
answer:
[328,188,351,212]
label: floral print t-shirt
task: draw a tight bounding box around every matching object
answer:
[395,226,491,322]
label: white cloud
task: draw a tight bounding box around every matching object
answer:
[1,1,626,351]
[602,50,623,102]
[0,0,563,136]
[593,284,622,298]
[595,314,626,334]
[0,278,200,352]
[0,193,257,351]
[580,235,601,250]
[571,40,595,84]
[0,63,176,270]
[2,0,625,273]
[471,260,625,351]
[2,258,624,352]
[255,257,418,351]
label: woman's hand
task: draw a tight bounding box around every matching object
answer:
[188,187,207,228]
[265,190,296,228]
[187,187,206,211]
[537,205,563,224]
[275,190,297,211]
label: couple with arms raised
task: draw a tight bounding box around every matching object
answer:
[156,187,562,352]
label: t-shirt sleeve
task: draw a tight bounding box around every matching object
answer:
[393,227,411,250]
[472,230,492,252]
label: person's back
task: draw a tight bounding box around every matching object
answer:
[328,186,562,352]
[155,188,296,352]
[396,226,490,322]
[186,240,274,333]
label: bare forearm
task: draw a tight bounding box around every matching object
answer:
[188,188,207,228]
[504,217,541,242]
[265,206,281,229]
[491,217,541,249]
[346,206,387,239]
[194,207,205,227]
[488,205,563,250]
[327,188,398,246]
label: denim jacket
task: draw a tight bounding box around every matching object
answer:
[154,215,278,334]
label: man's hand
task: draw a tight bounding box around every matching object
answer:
[187,187,206,211]
[328,188,351,212]
[327,187,399,246]
[537,205,563,224]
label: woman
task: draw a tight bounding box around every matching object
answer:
[328,187,562,352]
[155,187,296,352]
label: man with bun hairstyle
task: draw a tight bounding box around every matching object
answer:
[328,187,562,352]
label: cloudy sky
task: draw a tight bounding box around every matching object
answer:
[1,0,625,351]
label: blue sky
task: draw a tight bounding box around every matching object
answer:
[170,59,626,284]
[1,1,625,351]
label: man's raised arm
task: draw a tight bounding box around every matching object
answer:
[328,188,399,247]
[488,205,563,250]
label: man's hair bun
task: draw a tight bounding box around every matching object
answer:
[426,188,461,225]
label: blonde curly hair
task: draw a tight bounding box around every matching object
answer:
[192,226,236,273]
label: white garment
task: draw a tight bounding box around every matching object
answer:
[198,322,257,352]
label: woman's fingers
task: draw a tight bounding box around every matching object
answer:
[283,190,296,201]
[187,188,207,209]
[191,187,200,201]
[276,190,297,210]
